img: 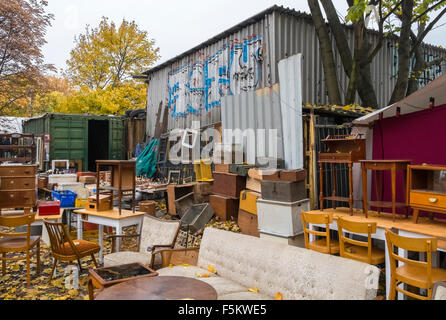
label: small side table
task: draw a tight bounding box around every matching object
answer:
[361,160,411,220]
[88,263,158,300]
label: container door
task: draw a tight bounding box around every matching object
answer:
[50,116,88,171]
[109,118,125,160]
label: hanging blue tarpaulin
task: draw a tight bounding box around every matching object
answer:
[136,139,159,178]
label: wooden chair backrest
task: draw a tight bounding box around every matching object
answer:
[385,229,437,293]
[0,211,36,241]
[337,217,377,264]
[43,220,81,258]
[300,211,333,253]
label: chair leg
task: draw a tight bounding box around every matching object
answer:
[26,251,30,286]
[389,277,397,300]
[2,253,5,276]
[77,259,83,273]
[49,258,57,283]
[90,253,99,268]
[36,242,41,274]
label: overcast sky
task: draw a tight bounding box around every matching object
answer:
[42,0,446,73]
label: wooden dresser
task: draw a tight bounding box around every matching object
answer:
[0,165,37,212]
[408,164,446,223]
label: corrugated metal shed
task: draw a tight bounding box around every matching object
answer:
[145,5,446,138]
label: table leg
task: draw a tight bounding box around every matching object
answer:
[362,163,368,218]
[375,170,382,215]
[319,162,324,211]
[391,166,397,222]
[412,208,420,224]
[116,225,123,252]
[348,163,353,215]
[77,213,83,240]
[88,278,95,300]
[332,163,337,210]
[98,225,104,266]
[67,209,72,232]
[385,238,391,300]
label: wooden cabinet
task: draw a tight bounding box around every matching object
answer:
[0,165,37,211]
[408,164,446,223]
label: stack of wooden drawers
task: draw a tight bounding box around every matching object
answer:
[209,165,246,221]
[0,165,37,211]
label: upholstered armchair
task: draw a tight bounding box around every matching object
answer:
[103,215,181,269]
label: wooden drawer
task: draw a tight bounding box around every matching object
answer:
[209,194,239,221]
[0,166,36,177]
[238,209,260,237]
[0,190,36,207]
[410,191,446,210]
[0,177,35,190]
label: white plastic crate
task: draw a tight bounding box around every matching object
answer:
[257,198,310,237]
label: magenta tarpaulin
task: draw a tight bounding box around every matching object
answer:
[371,104,446,218]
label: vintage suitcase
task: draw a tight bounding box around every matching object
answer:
[139,201,156,217]
[239,190,261,215]
[229,164,255,177]
[38,201,60,216]
[194,182,213,203]
[76,172,96,181]
[238,209,260,237]
[212,172,246,198]
[261,180,307,203]
[79,176,96,184]
[209,194,239,221]
[246,177,262,193]
[87,195,113,212]
[214,164,231,174]
[262,169,306,182]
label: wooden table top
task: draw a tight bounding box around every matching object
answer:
[311,207,446,242]
[1,209,63,220]
[73,208,145,220]
[95,276,218,301]
[360,160,412,164]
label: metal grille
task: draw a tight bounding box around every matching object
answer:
[315,118,352,209]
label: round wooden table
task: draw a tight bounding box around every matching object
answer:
[95,276,218,300]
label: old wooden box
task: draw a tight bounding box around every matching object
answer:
[0,164,37,210]
[38,201,60,216]
[209,194,239,221]
[87,195,112,212]
[79,176,96,184]
[239,190,261,215]
[212,172,246,198]
[257,198,310,237]
[139,201,156,217]
[261,180,307,203]
[238,209,260,237]
[167,184,195,216]
[319,134,366,163]
[262,169,306,182]
[229,164,255,177]
[214,164,230,174]
[194,181,213,203]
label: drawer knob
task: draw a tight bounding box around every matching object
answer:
[429,198,439,204]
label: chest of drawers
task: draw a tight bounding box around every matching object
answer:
[0,165,37,211]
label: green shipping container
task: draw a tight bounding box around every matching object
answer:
[23,113,126,172]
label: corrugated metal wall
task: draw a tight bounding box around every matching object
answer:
[146,8,446,137]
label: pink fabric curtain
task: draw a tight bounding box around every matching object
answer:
[371,104,446,217]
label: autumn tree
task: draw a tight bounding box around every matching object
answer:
[66,17,160,90]
[308,0,446,108]
[0,0,54,116]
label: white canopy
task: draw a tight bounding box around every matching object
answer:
[354,73,446,125]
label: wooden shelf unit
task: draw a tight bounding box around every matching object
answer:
[318,134,366,215]
[96,160,136,215]
[0,134,36,164]
[408,164,446,223]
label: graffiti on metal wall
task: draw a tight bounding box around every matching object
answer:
[168,36,263,118]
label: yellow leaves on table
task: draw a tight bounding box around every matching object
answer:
[202,274,211,278]
[248,287,259,293]
[207,265,217,274]
[183,264,190,268]
[275,292,283,300]
[195,272,203,278]
[169,264,174,268]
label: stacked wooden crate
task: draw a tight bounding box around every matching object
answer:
[256,169,309,238]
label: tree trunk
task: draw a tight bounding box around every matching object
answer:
[308,0,343,105]
[389,0,414,104]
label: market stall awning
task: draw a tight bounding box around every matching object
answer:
[354,73,446,125]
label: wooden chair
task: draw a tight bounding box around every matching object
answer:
[103,215,181,269]
[0,211,41,285]
[301,211,339,255]
[44,220,100,282]
[386,230,446,300]
[337,217,385,265]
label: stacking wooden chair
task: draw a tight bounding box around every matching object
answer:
[0,211,40,285]
[386,230,446,300]
[301,211,339,255]
[44,220,100,282]
[337,217,385,265]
